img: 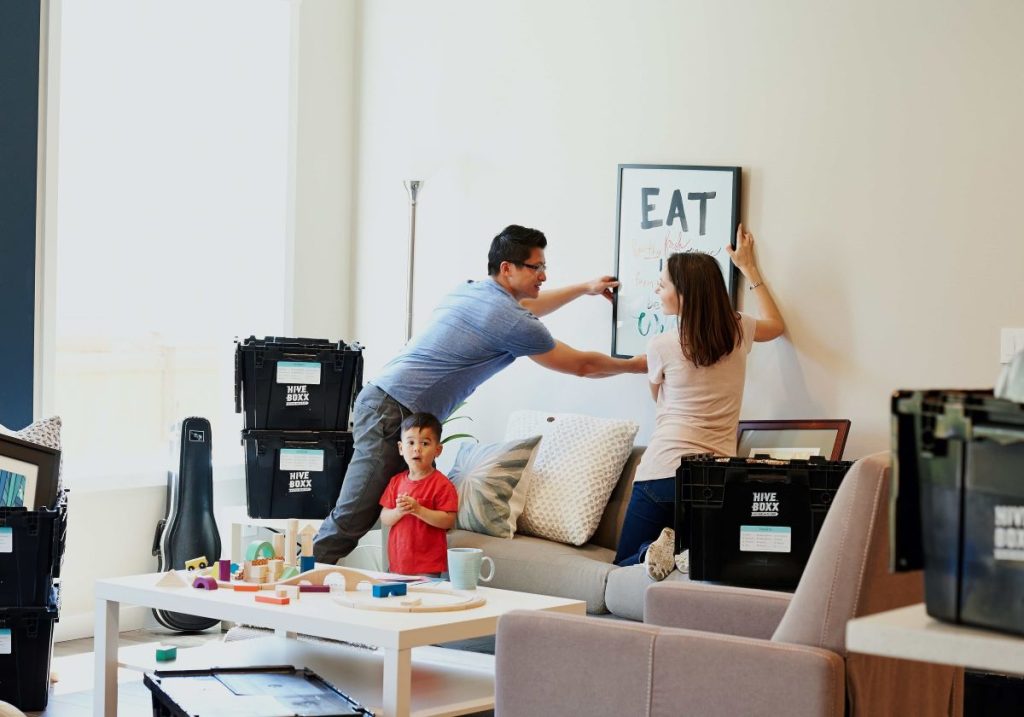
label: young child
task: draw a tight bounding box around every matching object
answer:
[379,412,458,576]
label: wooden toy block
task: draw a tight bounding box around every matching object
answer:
[298,524,317,557]
[251,558,269,567]
[184,556,209,571]
[372,582,407,598]
[255,594,290,605]
[155,645,177,662]
[299,555,315,573]
[285,519,298,566]
[245,540,275,562]
[298,584,331,593]
[218,559,231,581]
[279,566,300,580]
[272,533,285,560]
[233,583,260,592]
[155,571,187,589]
[191,576,218,590]
[400,597,422,607]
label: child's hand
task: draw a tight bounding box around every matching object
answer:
[396,494,420,515]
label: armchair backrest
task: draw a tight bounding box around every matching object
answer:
[772,451,921,653]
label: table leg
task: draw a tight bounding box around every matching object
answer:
[382,646,412,716]
[93,597,119,717]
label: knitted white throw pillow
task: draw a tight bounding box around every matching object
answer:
[506,411,638,546]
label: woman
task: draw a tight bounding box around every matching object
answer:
[614,224,786,580]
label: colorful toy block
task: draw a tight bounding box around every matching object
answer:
[218,559,231,581]
[372,582,407,598]
[184,556,209,571]
[298,584,331,593]
[299,555,315,573]
[245,540,276,562]
[233,583,260,592]
[192,576,218,590]
[155,645,177,662]
[255,594,290,605]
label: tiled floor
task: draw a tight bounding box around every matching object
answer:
[21,628,496,716]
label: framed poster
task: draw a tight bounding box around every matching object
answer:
[0,433,60,509]
[736,420,852,461]
[612,164,741,358]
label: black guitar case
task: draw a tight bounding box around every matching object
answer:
[151,417,222,631]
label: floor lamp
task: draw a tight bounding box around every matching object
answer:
[403,180,422,343]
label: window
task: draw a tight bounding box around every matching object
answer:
[50,0,294,486]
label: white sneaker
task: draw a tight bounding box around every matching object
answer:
[675,549,689,574]
[643,528,676,581]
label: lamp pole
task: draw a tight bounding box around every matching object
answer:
[403,180,422,343]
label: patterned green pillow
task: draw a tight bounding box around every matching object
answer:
[448,435,542,539]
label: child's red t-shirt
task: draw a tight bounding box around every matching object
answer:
[379,469,459,575]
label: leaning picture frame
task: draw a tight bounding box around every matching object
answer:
[736,419,851,462]
[612,163,742,358]
[0,432,60,509]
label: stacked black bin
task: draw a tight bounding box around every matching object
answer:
[235,337,363,519]
[0,490,67,711]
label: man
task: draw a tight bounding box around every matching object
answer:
[313,224,646,564]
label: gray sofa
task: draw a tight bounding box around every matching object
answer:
[447,446,676,617]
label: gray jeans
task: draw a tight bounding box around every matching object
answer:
[313,383,410,563]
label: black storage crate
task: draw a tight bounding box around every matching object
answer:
[0,590,59,712]
[676,456,853,589]
[0,492,68,607]
[892,389,1024,635]
[235,336,363,431]
[144,665,373,716]
[242,430,354,519]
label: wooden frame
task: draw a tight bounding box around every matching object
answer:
[0,432,60,509]
[612,163,742,358]
[736,419,851,461]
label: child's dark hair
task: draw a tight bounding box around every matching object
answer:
[400,412,443,441]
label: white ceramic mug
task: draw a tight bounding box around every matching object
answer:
[447,547,495,590]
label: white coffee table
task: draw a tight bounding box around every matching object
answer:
[94,570,585,716]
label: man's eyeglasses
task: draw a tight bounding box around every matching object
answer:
[514,261,547,273]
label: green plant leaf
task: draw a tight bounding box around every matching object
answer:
[441,433,478,444]
[442,415,474,426]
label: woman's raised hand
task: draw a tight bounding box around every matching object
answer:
[726,223,758,279]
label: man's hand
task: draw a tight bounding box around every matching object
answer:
[584,276,619,303]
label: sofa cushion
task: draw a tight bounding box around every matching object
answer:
[604,564,691,622]
[448,529,617,614]
[506,411,639,546]
[448,435,542,539]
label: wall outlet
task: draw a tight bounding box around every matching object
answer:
[1000,328,1024,364]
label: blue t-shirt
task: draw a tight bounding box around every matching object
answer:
[373,279,556,420]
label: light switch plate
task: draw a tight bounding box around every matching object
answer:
[1000,328,1024,364]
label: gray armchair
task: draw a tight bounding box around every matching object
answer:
[495,452,963,717]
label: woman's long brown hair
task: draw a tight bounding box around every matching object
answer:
[666,252,741,367]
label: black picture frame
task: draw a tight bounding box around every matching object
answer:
[735,419,852,462]
[0,432,60,510]
[612,163,742,358]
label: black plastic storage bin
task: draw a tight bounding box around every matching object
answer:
[892,389,1024,634]
[676,456,853,589]
[0,589,59,712]
[144,665,374,716]
[0,492,68,607]
[242,430,354,519]
[235,336,363,431]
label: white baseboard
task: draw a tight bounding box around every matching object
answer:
[54,605,149,643]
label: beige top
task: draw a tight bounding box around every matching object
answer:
[634,313,756,482]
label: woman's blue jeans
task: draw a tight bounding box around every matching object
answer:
[614,476,685,567]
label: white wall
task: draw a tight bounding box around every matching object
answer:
[50,0,360,636]
[350,0,1024,458]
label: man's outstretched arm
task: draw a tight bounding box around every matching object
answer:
[530,340,646,378]
[520,276,618,317]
